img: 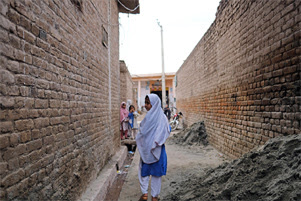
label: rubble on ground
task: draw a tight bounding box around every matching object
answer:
[165,134,301,201]
[169,121,208,146]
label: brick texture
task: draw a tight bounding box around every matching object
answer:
[120,60,134,107]
[176,0,300,159]
[0,0,121,200]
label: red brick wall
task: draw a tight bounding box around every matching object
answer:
[0,0,121,200]
[120,60,134,107]
[176,0,300,159]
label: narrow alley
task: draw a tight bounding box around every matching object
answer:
[0,0,300,201]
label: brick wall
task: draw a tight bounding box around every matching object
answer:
[176,0,300,159]
[120,60,133,108]
[0,0,121,200]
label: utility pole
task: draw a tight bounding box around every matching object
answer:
[157,20,166,108]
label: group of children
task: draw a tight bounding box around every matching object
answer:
[120,102,139,140]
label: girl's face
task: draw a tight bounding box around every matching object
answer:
[145,98,152,111]
[122,104,126,109]
[130,107,135,112]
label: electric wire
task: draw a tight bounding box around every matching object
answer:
[117,0,140,12]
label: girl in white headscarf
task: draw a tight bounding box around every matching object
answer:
[136,94,170,201]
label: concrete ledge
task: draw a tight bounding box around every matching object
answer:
[121,139,136,145]
[118,148,141,201]
[79,146,128,201]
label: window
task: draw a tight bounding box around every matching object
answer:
[102,25,108,48]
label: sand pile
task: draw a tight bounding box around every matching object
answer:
[169,121,208,146]
[165,134,301,201]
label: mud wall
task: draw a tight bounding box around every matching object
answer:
[176,0,300,158]
[120,60,134,107]
[0,0,121,200]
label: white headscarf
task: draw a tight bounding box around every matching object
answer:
[136,94,170,164]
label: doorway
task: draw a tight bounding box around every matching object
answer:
[150,90,169,106]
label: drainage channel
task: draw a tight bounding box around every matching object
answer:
[104,145,136,201]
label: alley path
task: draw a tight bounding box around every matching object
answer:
[118,130,228,200]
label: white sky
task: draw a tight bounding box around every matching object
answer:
[119,0,221,75]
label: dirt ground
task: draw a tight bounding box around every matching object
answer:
[107,134,227,201]
[161,138,229,199]
[105,112,229,201]
[117,130,228,201]
[164,134,301,201]
[107,112,300,201]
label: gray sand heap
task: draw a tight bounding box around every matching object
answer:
[165,134,301,201]
[170,121,208,146]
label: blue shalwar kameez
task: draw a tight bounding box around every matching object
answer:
[136,94,171,198]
